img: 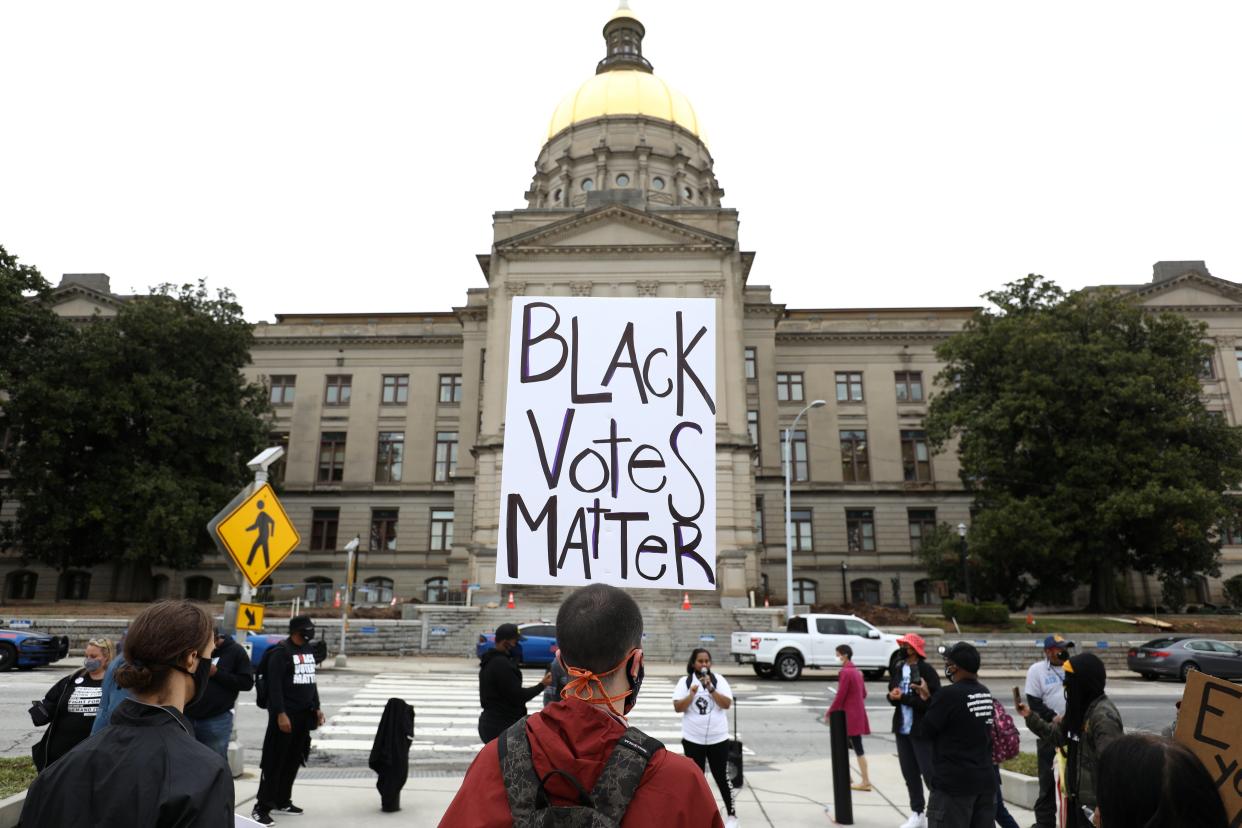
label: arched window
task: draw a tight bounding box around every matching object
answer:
[362,576,394,605]
[793,578,817,606]
[58,571,91,601]
[425,577,448,604]
[851,578,881,605]
[183,576,213,602]
[152,574,171,600]
[5,570,37,600]
[914,578,937,606]
[304,577,334,606]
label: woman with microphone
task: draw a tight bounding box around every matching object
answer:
[672,648,738,827]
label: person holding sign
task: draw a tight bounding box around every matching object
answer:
[1094,733,1228,827]
[1016,652,1123,827]
[672,648,737,826]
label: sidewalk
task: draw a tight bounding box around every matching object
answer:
[233,751,1035,827]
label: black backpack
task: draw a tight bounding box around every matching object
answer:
[253,641,288,710]
[497,717,663,826]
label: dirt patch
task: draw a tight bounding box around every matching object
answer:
[810,603,923,628]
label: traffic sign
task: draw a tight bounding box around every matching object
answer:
[236,602,265,632]
[209,483,300,588]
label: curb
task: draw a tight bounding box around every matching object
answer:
[0,790,26,828]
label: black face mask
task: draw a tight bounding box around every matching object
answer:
[173,656,212,708]
[299,626,316,642]
[625,658,644,715]
[944,663,957,682]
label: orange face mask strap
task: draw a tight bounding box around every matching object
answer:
[558,649,638,719]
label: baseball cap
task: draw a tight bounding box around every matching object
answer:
[494,623,525,642]
[942,641,981,673]
[1042,634,1075,650]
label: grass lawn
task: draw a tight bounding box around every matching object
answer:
[916,614,1242,636]
[1001,752,1038,777]
[0,757,36,800]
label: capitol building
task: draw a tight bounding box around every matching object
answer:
[7,6,1242,609]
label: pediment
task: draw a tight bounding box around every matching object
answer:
[1131,272,1242,308]
[49,285,126,318]
[496,205,734,255]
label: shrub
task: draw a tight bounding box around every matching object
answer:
[942,599,976,624]
[975,602,1011,625]
[1224,574,1242,608]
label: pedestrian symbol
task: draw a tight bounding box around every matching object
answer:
[209,483,300,588]
[236,602,265,632]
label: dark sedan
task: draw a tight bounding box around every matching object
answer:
[1126,636,1242,682]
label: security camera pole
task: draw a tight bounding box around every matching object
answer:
[338,535,361,667]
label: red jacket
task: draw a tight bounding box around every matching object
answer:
[828,660,871,737]
[440,698,724,827]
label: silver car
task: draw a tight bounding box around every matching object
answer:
[1126,636,1242,682]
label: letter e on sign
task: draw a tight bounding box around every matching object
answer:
[1174,670,1242,825]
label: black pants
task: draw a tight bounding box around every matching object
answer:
[478,709,519,744]
[257,710,314,814]
[1034,736,1057,827]
[926,788,996,828]
[682,739,734,816]
[895,733,934,813]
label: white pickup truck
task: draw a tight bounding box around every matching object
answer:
[731,613,903,681]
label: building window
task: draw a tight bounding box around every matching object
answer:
[776,372,804,402]
[615,173,630,187]
[744,346,757,380]
[430,508,454,551]
[895,371,924,403]
[425,577,449,603]
[747,410,760,464]
[439,374,463,403]
[381,374,409,405]
[651,176,665,191]
[310,508,340,551]
[58,571,91,601]
[581,178,594,191]
[851,578,881,605]
[836,371,864,402]
[183,576,213,602]
[683,186,694,200]
[552,188,562,204]
[434,431,458,481]
[914,578,936,605]
[754,496,764,543]
[789,429,809,482]
[318,432,347,483]
[324,375,352,406]
[846,509,876,552]
[901,430,932,482]
[269,375,296,406]
[361,576,394,604]
[791,509,813,552]
[370,509,398,551]
[793,578,817,605]
[5,570,37,600]
[908,509,937,551]
[1201,355,1217,379]
[268,432,289,484]
[375,432,404,483]
[304,577,334,605]
[840,430,870,482]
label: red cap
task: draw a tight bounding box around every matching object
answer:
[897,633,927,658]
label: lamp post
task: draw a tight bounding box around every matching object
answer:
[957,522,971,603]
[784,399,826,619]
[840,562,849,604]
[338,535,360,667]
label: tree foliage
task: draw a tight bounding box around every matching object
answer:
[3,272,271,579]
[925,274,1242,611]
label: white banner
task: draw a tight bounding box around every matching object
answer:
[497,297,717,589]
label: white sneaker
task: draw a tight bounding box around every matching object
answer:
[724,816,739,828]
[899,813,927,828]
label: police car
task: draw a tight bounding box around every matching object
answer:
[0,627,70,671]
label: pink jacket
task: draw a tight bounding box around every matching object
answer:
[828,661,871,737]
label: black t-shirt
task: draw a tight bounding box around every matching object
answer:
[42,671,104,767]
[920,677,997,795]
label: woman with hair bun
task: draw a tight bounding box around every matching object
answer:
[20,600,235,827]
[1094,733,1227,828]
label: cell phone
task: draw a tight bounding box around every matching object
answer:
[1012,687,1022,707]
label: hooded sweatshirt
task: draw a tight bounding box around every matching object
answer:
[441,698,723,827]
[479,647,545,725]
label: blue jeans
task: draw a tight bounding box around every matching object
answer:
[192,711,233,760]
[995,765,1020,828]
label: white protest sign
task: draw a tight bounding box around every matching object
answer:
[497,297,716,590]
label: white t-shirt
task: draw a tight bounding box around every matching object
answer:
[1024,658,1066,717]
[671,672,732,745]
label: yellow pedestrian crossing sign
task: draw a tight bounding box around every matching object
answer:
[236,602,265,632]
[210,483,300,588]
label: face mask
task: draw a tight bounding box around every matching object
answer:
[562,648,644,719]
[172,654,212,708]
[300,626,316,642]
[84,658,103,672]
[945,664,957,682]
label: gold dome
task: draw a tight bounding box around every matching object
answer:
[547,69,703,141]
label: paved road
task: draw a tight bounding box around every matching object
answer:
[0,660,1194,772]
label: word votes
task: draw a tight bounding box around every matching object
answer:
[292,653,317,686]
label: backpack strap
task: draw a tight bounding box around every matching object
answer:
[497,717,544,821]
[589,726,665,823]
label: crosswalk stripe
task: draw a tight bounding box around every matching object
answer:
[311,739,693,755]
[319,724,690,739]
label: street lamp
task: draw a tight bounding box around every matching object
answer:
[784,399,826,619]
[957,522,971,603]
[840,561,849,604]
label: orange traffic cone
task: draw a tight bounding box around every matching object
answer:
[507,591,516,610]
[333,590,341,609]
[764,595,770,608]
[681,592,691,610]
[1026,612,1034,626]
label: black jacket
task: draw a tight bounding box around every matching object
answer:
[887,658,941,737]
[20,698,234,827]
[186,636,254,720]
[478,648,544,724]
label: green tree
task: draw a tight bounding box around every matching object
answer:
[925,274,1242,611]
[4,277,271,597]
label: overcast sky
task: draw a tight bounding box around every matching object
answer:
[3,2,1240,321]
